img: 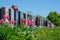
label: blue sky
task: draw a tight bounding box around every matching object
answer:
[0,0,60,17]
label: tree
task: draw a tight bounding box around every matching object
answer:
[47,11,60,26]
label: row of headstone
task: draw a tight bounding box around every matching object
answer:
[0,5,55,28]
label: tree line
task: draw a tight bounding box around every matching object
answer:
[47,11,60,26]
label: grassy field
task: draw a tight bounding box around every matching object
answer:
[0,24,60,40]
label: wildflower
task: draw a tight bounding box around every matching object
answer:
[0,19,2,23]
[4,14,9,19]
[14,20,17,24]
[9,20,14,24]
[28,20,31,24]
[28,19,34,26]
[22,18,28,25]
[9,20,17,25]
[22,18,26,23]
[4,14,7,18]
[1,19,5,24]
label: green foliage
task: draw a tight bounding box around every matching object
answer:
[47,11,60,26]
[0,24,35,40]
[0,24,60,40]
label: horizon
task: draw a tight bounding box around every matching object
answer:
[0,0,60,17]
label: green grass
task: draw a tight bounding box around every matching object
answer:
[0,24,60,40]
